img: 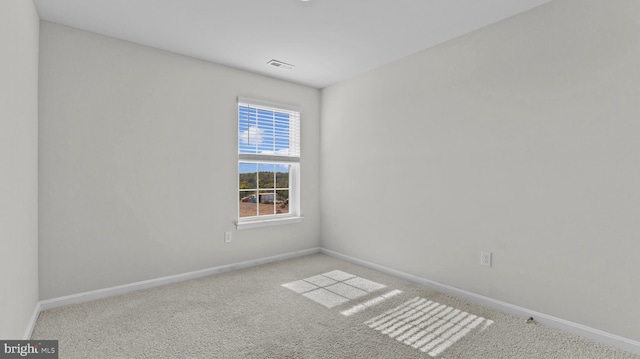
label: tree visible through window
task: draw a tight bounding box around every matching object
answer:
[237,98,300,221]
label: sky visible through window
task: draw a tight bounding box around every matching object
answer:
[239,163,289,174]
[239,105,291,174]
[239,106,290,149]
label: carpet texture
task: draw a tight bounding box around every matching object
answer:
[32,254,639,358]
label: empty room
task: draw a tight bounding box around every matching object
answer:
[2,0,639,358]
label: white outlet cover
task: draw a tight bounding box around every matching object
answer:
[481,251,492,267]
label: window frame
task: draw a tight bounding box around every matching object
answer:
[236,97,302,230]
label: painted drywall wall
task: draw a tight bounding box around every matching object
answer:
[0,0,40,339]
[321,0,640,341]
[38,22,320,300]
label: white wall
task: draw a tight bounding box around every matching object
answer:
[38,22,320,300]
[0,0,40,339]
[321,0,640,342]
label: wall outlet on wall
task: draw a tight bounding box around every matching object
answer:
[224,232,232,243]
[481,251,492,267]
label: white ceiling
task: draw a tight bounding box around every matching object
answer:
[33,0,551,89]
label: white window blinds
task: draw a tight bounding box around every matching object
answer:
[238,97,300,163]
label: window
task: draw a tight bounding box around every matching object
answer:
[237,97,301,229]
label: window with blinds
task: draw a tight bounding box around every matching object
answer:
[237,97,301,227]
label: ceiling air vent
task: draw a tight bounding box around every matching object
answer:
[267,59,295,70]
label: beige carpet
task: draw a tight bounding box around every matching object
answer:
[32,253,639,358]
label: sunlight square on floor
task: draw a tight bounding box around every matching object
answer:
[303,288,350,308]
[282,280,318,294]
[282,270,387,308]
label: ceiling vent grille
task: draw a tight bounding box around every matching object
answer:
[267,59,295,70]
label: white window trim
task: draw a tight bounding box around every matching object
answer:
[236,216,304,230]
[237,96,302,113]
[236,97,302,230]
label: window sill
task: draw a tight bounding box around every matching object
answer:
[236,216,303,230]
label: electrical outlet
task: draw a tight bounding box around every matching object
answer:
[480,251,492,267]
[224,232,232,243]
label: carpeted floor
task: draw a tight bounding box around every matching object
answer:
[32,254,639,358]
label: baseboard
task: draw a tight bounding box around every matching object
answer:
[23,301,41,340]
[320,248,640,356]
[40,247,320,311]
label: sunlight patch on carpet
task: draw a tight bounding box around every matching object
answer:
[340,289,403,316]
[365,297,494,357]
[282,270,387,308]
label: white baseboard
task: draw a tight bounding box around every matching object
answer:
[320,248,640,356]
[40,247,320,311]
[23,301,41,340]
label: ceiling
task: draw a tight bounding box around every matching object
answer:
[33,0,551,89]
